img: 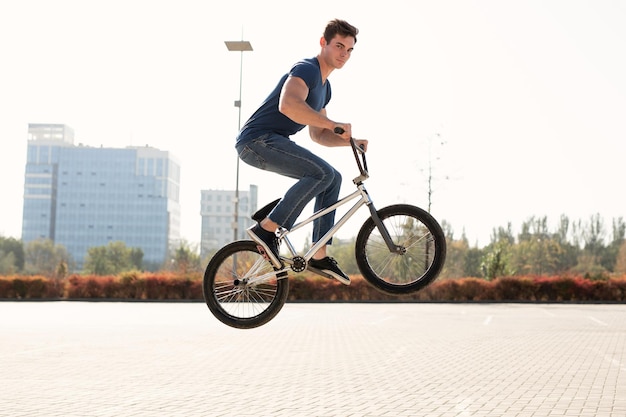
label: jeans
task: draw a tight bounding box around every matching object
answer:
[236,133,341,244]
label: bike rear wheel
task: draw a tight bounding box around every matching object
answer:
[203,240,289,329]
[355,204,446,295]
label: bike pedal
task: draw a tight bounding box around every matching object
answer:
[256,245,269,260]
[256,245,272,263]
[256,245,283,268]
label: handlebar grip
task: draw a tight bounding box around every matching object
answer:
[333,127,345,135]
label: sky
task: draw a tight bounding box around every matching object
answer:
[1,0,625,248]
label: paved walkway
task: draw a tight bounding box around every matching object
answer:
[1,301,625,416]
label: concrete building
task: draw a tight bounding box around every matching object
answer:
[200,185,257,260]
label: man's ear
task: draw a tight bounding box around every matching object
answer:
[319,36,327,47]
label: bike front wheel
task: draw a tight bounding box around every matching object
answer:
[203,240,289,329]
[355,204,446,295]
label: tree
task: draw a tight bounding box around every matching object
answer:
[582,214,606,258]
[0,236,25,273]
[440,236,469,279]
[107,241,141,272]
[481,242,513,280]
[601,217,625,272]
[24,239,72,276]
[0,251,17,274]
[509,216,573,275]
[490,223,515,246]
[571,214,607,275]
[84,246,113,275]
[169,240,202,273]
[129,248,144,270]
[554,214,571,245]
[512,237,565,275]
[464,247,485,277]
[83,241,143,275]
[615,241,626,274]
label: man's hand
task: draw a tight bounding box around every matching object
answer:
[333,125,367,151]
[333,124,352,140]
[353,139,368,152]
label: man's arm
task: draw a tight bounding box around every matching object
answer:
[312,112,368,151]
[279,76,352,143]
[309,109,352,147]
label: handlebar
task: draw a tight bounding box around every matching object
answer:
[334,127,368,183]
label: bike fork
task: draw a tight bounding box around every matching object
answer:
[367,203,404,254]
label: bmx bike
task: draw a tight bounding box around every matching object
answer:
[203,133,447,329]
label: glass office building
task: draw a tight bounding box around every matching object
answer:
[22,124,180,270]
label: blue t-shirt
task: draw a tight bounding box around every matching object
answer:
[236,57,331,145]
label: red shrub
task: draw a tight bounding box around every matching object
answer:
[0,275,63,299]
[493,276,537,301]
[66,275,118,299]
[1,273,625,302]
[0,277,12,297]
[605,277,626,301]
[143,273,202,300]
[457,278,494,301]
[430,279,464,301]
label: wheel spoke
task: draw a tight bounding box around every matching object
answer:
[356,205,446,295]
[203,241,289,329]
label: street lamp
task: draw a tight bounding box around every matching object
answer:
[225,40,253,241]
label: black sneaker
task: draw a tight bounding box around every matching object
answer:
[309,257,350,285]
[247,224,282,268]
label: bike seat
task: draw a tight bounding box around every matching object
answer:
[251,198,281,222]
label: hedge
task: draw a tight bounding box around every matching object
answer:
[1,273,625,302]
[0,272,203,300]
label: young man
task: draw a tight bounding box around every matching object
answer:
[235,19,367,285]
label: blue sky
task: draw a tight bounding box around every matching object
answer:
[1,0,625,247]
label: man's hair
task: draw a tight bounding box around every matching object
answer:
[323,19,358,44]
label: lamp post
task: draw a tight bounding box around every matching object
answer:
[225,40,253,241]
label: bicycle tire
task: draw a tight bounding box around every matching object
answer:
[355,204,446,295]
[203,240,289,329]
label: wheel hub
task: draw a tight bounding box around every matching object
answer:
[233,278,248,287]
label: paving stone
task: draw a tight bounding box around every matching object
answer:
[0,302,625,416]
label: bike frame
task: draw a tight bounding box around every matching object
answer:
[281,185,370,263]
[244,139,399,286]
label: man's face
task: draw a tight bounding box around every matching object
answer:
[321,35,356,69]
